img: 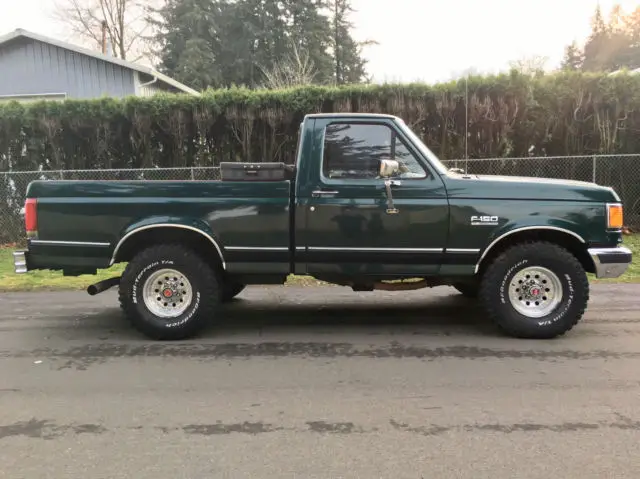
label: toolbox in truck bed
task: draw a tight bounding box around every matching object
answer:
[220,162,292,181]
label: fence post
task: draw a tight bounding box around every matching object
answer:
[59,170,64,180]
[191,168,195,181]
[592,155,596,184]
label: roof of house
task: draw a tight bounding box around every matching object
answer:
[609,67,640,76]
[0,28,200,96]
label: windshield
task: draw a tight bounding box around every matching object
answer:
[394,118,449,175]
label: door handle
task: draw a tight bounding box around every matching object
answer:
[312,190,339,197]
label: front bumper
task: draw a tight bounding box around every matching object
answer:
[588,246,633,279]
[13,250,28,274]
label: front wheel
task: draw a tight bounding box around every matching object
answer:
[119,244,221,340]
[479,241,589,339]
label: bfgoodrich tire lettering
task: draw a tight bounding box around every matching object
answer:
[479,241,589,339]
[119,244,220,340]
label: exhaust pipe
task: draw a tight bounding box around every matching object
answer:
[87,276,121,296]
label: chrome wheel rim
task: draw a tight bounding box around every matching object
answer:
[508,266,563,318]
[143,268,193,318]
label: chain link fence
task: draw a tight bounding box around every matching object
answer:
[1,155,639,244]
[441,154,640,228]
[0,167,223,245]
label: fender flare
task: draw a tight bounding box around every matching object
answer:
[110,219,226,269]
[474,225,586,274]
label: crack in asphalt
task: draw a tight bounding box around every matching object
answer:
[305,421,366,434]
[0,419,107,440]
[8,343,640,360]
[182,422,283,435]
[3,415,640,440]
[389,419,451,436]
[2,343,639,370]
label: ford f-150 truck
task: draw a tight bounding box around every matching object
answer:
[13,113,632,340]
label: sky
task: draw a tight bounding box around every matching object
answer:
[1,0,639,84]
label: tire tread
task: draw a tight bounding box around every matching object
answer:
[118,243,220,340]
[479,241,589,339]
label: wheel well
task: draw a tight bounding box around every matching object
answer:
[113,227,224,270]
[476,229,595,277]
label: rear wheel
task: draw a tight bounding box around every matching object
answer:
[479,241,589,339]
[119,244,221,340]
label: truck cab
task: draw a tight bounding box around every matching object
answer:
[293,114,450,279]
[13,112,632,341]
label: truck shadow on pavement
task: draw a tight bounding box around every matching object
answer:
[91,287,498,340]
[223,294,482,328]
[5,287,605,369]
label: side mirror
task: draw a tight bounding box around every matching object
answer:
[379,159,400,178]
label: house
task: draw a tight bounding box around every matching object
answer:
[0,28,200,102]
[609,67,640,76]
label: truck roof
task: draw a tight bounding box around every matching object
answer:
[304,113,398,120]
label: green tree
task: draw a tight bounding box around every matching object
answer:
[150,0,226,90]
[151,0,373,89]
[575,3,640,72]
[281,0,334,84]
[561,41,583,70]
[328,0,372,84]
[582,4,610,71]
[219,0,290,87]
[616,6,640,70]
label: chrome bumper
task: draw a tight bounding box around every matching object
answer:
[588,246,633,279]
[13,250,27,274]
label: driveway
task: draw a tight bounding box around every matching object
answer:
[0,284,639,478]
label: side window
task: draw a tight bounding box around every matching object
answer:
[322,123,428,180]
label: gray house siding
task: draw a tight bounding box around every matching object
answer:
[0,37,135,99]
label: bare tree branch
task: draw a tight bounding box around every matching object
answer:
[51,0,158,62]
[509,55,550,75]
[259,41,318,89]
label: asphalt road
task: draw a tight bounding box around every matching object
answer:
[1,284,640,479]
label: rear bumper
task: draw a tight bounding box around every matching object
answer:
[588,246,633,279]
[12,241,110,275]
[13,250,28,274]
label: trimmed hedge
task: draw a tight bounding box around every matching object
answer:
[1,70,640,243]
[2,70,640,173]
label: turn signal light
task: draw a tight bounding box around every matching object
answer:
[607,203,623,229]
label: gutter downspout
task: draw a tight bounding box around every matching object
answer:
[138,75,158,88]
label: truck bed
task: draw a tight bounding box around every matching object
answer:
[25,179,293,274]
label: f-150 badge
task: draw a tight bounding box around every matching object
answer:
[471,215,499,226]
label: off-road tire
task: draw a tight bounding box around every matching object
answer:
[453,282,479,298]
[220,282,246,302]
[479,241,589,339]
[119,244,221,340]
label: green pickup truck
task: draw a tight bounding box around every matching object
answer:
[13,113,632,340]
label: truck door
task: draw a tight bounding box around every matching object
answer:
[299,117,449,277]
